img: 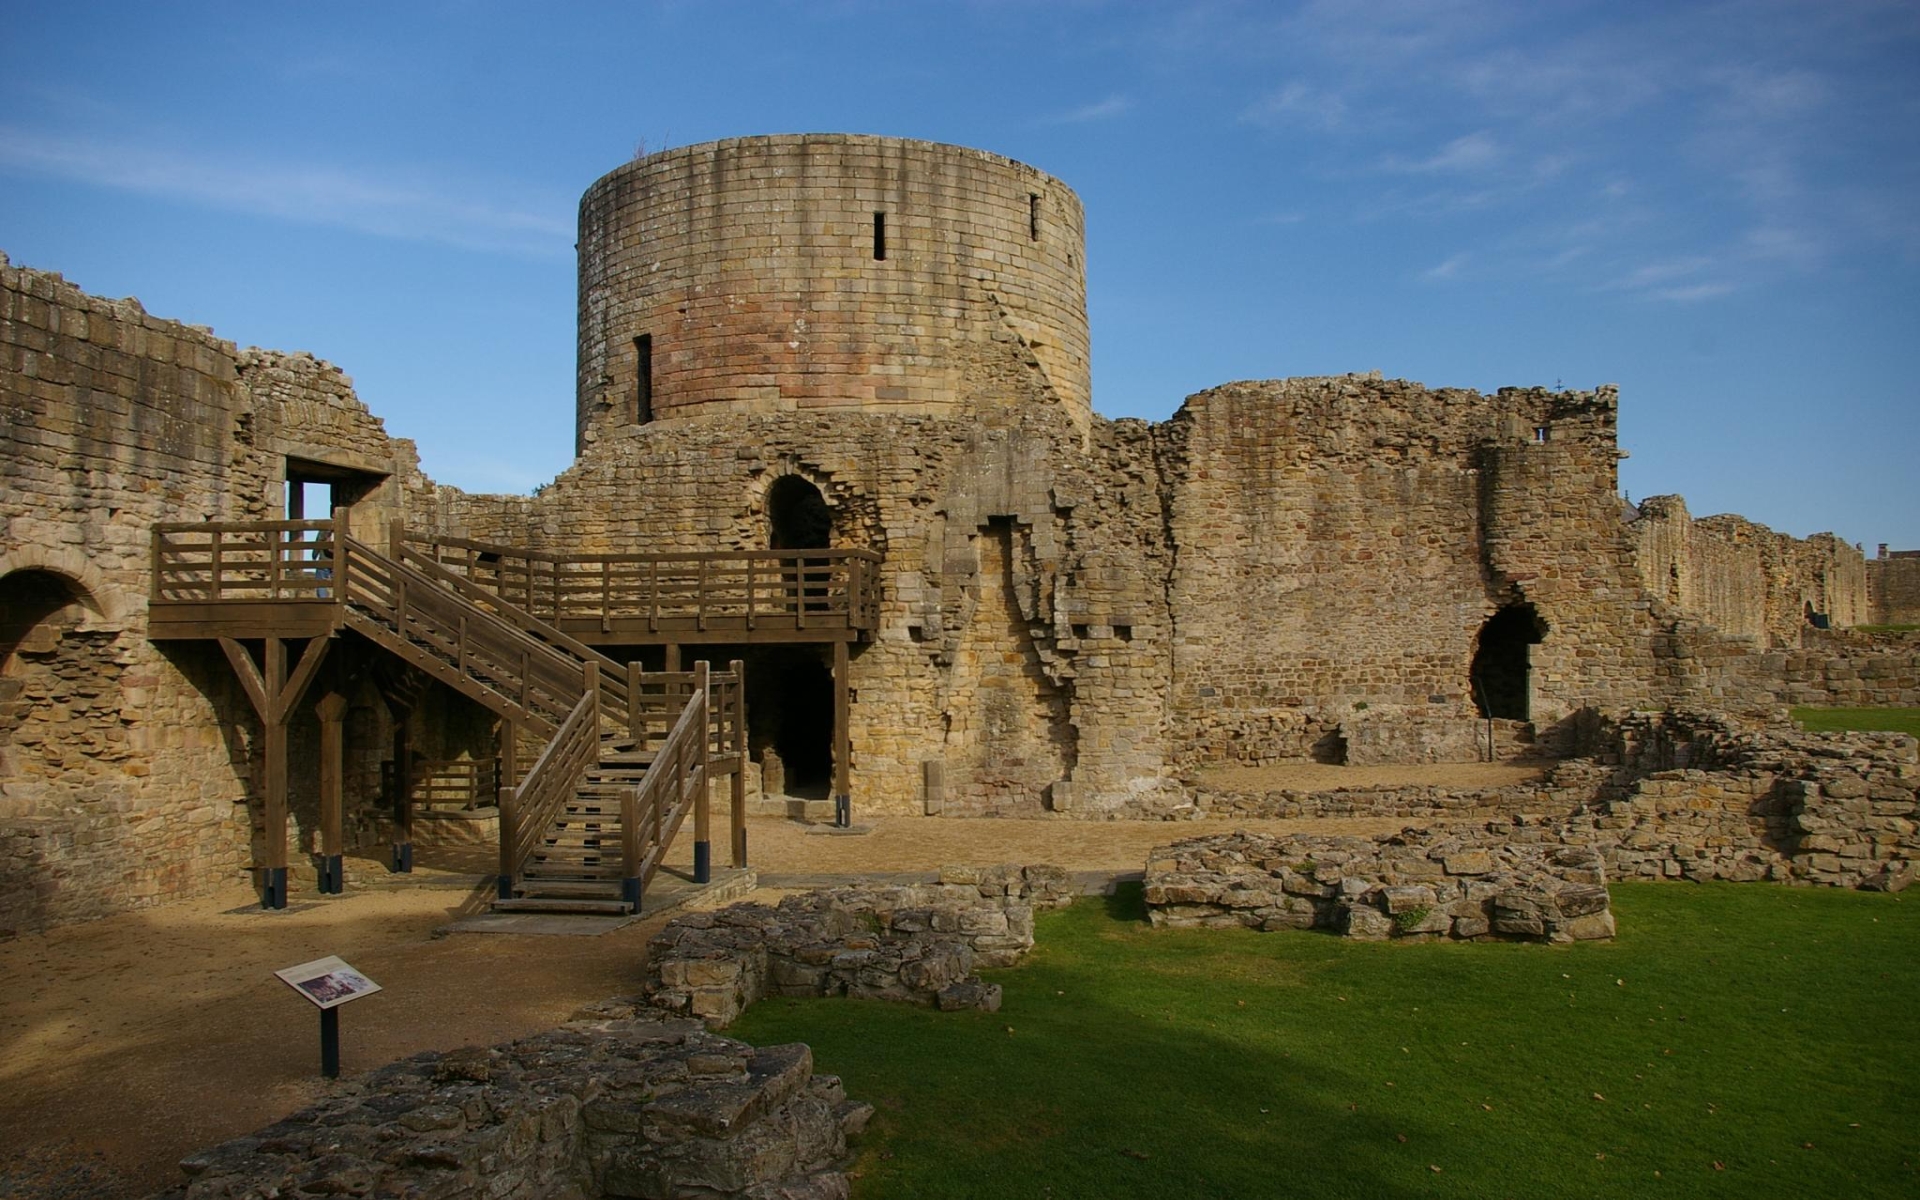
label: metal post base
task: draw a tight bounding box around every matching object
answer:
[693,840,711,884]
[261,866,288,910]
[390,842,413,873]
[834,793,851,828]
[317,854,344,895]
[320,1006,340,1079]
[622,876,642,914]
[497,874,514,902]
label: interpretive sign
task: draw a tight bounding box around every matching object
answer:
[275,955,382,1009]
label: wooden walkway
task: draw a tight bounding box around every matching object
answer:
[146,515,780,912]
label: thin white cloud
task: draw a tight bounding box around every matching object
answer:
[1381,131,1500,174]
[1241,80,1347,131]
[1420,252,1469,281]
[0,127,573,258]
[1650,282,1736,303]
[1047,94,1133,124]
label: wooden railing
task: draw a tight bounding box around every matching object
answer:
[411,533,881,634]
[618,664,744,763]
[336,534,592,736]
[499,681,602,897]
[153,520,337,602]
[386,759,498,811]
[623,672,708,905]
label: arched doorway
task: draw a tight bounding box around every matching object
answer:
[1471,603,1547,720]
[767,475,831,550]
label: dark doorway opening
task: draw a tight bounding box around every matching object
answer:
[714,644,834,797]
[767,476,831,550]
[1471,603,1547,720]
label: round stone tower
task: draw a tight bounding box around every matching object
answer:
[575,134,1090,450]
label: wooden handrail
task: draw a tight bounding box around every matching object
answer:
[406,531,880,631]
[624,678,708,900]
[503,685,600,893]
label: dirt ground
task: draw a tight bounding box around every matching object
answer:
[0,801,1507,1198]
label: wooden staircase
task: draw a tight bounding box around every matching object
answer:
[501,744,648,912]
[149,518,746,915]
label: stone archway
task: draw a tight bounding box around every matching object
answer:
[766,474,832,551]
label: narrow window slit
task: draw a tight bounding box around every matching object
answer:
[1029,193,1041,241]
[872,212,886,261]
[633,334,653,424]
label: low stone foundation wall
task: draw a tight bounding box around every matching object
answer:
[1144,829,1615,943]
[646,865,1077,1028]
[156,1006,871,1200]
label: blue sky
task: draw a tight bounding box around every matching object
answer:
[4,1,1916,548]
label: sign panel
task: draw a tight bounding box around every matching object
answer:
[274,955,382,1010]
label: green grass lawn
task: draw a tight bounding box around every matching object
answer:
[730,883,1918,1199]
[1792,706,1920,737]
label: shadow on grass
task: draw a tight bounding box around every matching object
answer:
[1102,879,1148,923]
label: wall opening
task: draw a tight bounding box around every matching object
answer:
[633,334,654,424]
[1029,193,1041,241]
[872,211,886,261]
[767,475,831,550]
[1471,603,1547,720]
[717,645,834,798]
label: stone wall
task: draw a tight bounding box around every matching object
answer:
[1143,828,1616,942]
[645,865,1077,1027]
[0,256,428,932]
[157,1011,868,1200]
[575,134,1090,447]
[1632,494,1868,645]
[419,402,1177,816]
[1868,549,1920,626]
[1156,376,1669,764]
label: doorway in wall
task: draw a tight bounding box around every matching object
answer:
[1471,603,1547,720]
[767,475,830,550]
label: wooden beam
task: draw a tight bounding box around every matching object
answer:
[262,637,289,904]
[316,685,348,895]
[833,639,851,827]
[219,637,269,722]
[730,658,747,869]
[271,635,332,725]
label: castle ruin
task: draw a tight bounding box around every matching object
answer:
[1,134,1901,932]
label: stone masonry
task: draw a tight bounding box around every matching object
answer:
[0,133,1900,929]
[1144,828,1617,943]
[645,864,1077,1028]
[154,1007,871,1200]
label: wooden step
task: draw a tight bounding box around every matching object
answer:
[491,896,632,916]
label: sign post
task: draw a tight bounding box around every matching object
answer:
[274,955,382,1079]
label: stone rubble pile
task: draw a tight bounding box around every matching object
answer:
[646,865,1077,1028]
[1143,829,1615,943]
[1588,710,1918,890]
[153,1005,871,1200]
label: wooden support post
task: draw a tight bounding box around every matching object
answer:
[627,660,644,743]
[621,780,642,912]
[833,640,851,828]
[316,686,348,895]
[263,637,290,906]
[496,719,518,901]
[330,505,351,604]
[391,717,413,874]
[498,721,519,797]
[389,517,406,561]
[730,659,747,868]
[693,660,711,883]
[663,643,681,673]
[220,635,330,907]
